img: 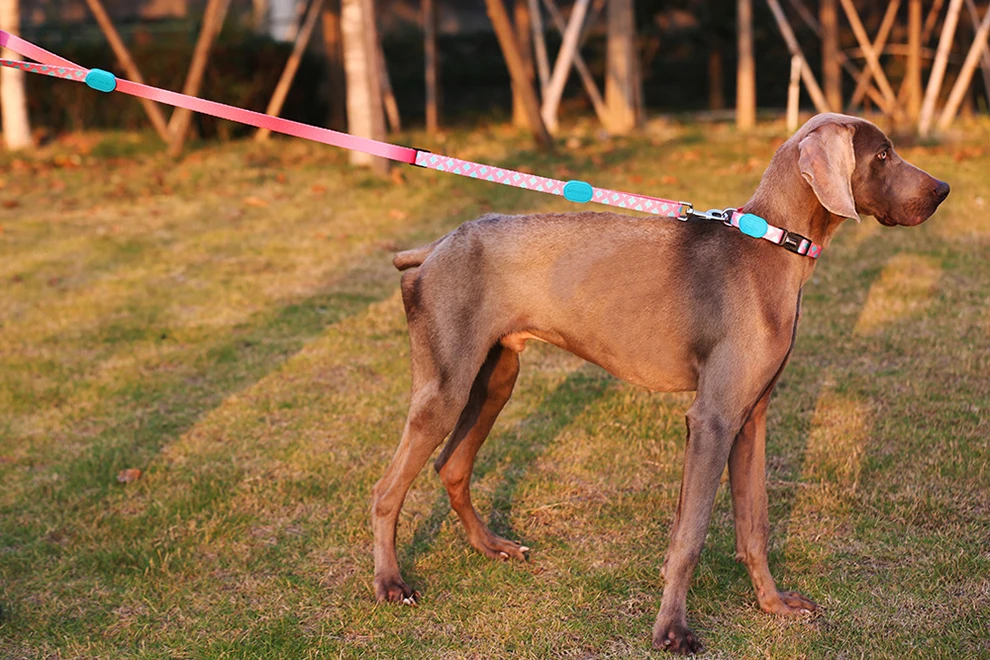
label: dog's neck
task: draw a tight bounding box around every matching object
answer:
[742,147,849,281]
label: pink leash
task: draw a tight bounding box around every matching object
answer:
[0,30,822,258]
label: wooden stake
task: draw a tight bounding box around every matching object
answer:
[541,0,591,133]
[377,36,400,132]
[848,0,900,109]
[541,0,607,125]
[167,0,231,157]
[787,55,801,131]
[919,0,965,136]
[964,0,990,111]
[527,0,550,94]
[484,0,553,147]
[906,0,922,120]
[787,0,889,111]
[83,0,169,142]
[256,0,325,142]
[765,0,829,112]
[838,0,902,118]
[737,0,756,129]
[937,1,990,129]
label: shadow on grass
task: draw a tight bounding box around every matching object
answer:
[1,254,399,533]
[400,365,615,578]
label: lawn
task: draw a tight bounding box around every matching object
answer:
[1,118,987,658]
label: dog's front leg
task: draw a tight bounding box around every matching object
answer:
[652,403,736,655]
[729,391,817,616]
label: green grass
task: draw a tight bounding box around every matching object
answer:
[1,117,988,658]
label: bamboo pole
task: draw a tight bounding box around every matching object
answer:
[937,2,990,129]
[848,0,900,108]
[765,0,830,112]
[256,0,325,141]
[83,0,169,142]
[540,0,591,133]
[919,0,965,136]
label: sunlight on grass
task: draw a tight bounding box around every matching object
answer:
[1,122,987,658]
[853,254,941,336]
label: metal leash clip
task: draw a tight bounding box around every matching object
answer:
[680,206,734,224]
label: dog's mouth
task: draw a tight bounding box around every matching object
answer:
[876,214,897,227]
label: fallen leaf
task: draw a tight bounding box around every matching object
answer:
[2,200,19,209]
[388,208,408,221]
[117,468,143,484]
[243,196,268,208]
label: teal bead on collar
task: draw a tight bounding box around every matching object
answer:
[737,213,769,239]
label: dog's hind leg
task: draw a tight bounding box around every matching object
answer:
[434,344,529,561]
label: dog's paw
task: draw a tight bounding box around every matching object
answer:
[373,575,420,605]
[759,589,817,616]
[653,620,703,655]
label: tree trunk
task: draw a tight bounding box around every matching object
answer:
[736,0,756,130]
[322,0,346,130]
[604,0,641,134]
[341,0,388,172]
[484,0,553,147]
[512,0,534,128]
[0,0,31,150]
[820,0,841,111]
[424,0,439,133]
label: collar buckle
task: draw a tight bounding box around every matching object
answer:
[779,230,811,255]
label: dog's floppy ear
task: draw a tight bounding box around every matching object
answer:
[797,122,860,222]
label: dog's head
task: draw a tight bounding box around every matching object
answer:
[795,113,949,227]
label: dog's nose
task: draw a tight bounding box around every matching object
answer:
[934,180,950,202]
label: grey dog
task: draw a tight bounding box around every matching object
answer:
[371,113,949,653]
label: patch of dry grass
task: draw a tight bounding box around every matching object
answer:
[1,117,988,658]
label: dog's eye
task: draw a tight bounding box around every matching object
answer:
[877,150,888,161]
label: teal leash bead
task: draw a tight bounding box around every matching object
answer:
[84,68,117,93]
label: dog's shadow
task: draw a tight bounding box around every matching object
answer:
[399,362,615,575]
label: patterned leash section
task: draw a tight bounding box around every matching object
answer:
[413,151,688,217]
[0,29,822,258]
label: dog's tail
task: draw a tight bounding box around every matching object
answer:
[393,237,444,270]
